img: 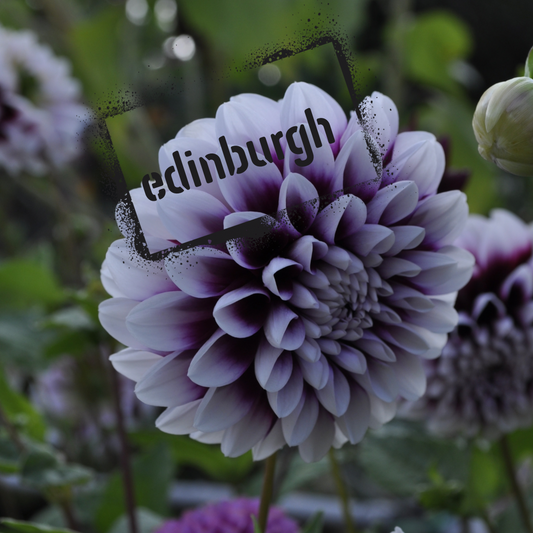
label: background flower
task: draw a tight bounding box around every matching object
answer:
[0,25,88,175]
[403,209,533,438]
[99,82,474,462]
[154,498,299,533]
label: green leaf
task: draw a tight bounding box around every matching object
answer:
[21,447,93,491]
[251,515,262,533]
[95,443,174,533]
[0,432,20,474]
[0,259,64,309]
[0,366,46,441]
[130,430,253,482]
[0,519,75,533]
[525,46,533,78]
[404,11,473,94]
[108,508,165,533]
[302,512,325,533]
[357,421,470,497]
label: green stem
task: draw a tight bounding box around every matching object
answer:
[328,449,357,533]
[258,453,277,533]
[500,434,533,533]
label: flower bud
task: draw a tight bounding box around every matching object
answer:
[472,76,533,176]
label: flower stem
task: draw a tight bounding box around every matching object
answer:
[500,434,533,533]
[328,448,357,533]
[106,346,139,533]
[258,453,277,533]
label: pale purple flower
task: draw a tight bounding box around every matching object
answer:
[0,26,88,175]
[99,82,474,462]
[154,498,299,533]
[403,209,533,438]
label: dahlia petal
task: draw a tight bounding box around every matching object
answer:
[215,93,283,163]
[262,257,302,300]
[343,224,395,256]
[255,337,284,388]
[408,246,475,295]
[213,282,270,338]
[280,81,347,156]
[101,262,126,298]
[109,348,162,382]
[158,137,229,206]
[377,323,431,355]
[177,117,218,145]
[409,191,468,248]
[385,282,435,311]
[329,344,367,374]
[157,189,230,243]
[311,194,367,244]
[264,301,306,350]
[221,399,274,457]
[289,282,320,309]
[126,291,216,352]
[190,431,224,444]
[218,155,283,213]
[385,226,426,256]
[366,181,419,225]
[298,408,336,463]
[99,298,149,350]
[127,188,174,240]
[295,337,321,362]
[194,379,255,432]
[402,299,458,333]
[135,351,205,407]
[336,383,371,444]
[357,331,396,362]
[322,246,352,270]
[156,399,202,435]
[252,420,286,461]
[267,365,304,417]
[104,239,177,301]
[225,213,288,270]
[367,360,398,402]
[277,172,320,234]
[377,257,422,279]
[394,350,426,401]
[368,392,397,426]
[299,353,330,390]
[385,132,445,198]
[281,388,320,446]
[359,92,399,159]
[285,235,328,273]
[335,130,382,202]
[165,246,245,298]
[283,124,339,196]
[188,330,257,387]
[501,264,533,302]
[316,364,350,416]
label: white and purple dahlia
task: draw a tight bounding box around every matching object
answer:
[154,498,299,533]
[0,26,88,175]
[99,82,474,462]
[404,209,533,439]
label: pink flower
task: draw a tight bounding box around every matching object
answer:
[99,82,474,462]
[154,498,299,533]
[403,209,533,438]
[0,26,88,175]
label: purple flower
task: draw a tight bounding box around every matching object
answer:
[0,26,88,175]
[403,209,533,438]
[154,498,299,533]
[99,83,474,462]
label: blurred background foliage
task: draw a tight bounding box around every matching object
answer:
[1,0,533,532]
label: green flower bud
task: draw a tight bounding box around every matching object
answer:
[472,76,533,176]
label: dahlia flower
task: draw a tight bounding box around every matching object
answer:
[99,82,474,462]
[154,498,299,533]
[404,209,533,438]
[0,26,88,175]
[472,76,533,177]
